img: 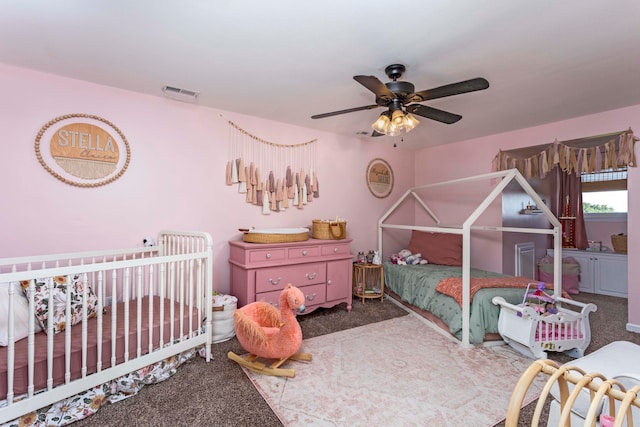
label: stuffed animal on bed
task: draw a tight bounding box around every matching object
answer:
[405,252,428,265]
[390,249,428,265]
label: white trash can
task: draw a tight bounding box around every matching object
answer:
[212,294,237,343]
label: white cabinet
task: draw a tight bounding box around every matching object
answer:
[546,249,628,298]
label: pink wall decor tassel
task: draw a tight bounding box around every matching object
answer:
[250,162,256,185]
[275,178,284,211]
[237,158,246,182]
[245,166,252,202]
[226,161,232,185]
[262,185,270,215]
[281,179,289,209]
[313,173,319,198]
[231,158,238,183]
[305,174,312,202]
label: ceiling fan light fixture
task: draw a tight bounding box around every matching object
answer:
[391,108,404,125]
[387,122,401,136]
[403,113,420,132]
[371,112,391,134]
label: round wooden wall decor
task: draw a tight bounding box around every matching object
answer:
[35,114,131,187]
[366,158,394,198]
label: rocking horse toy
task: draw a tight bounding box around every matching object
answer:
[227,284,312,377]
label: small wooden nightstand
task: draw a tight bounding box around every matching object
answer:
[352,263,384,303]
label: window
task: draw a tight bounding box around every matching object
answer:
[582,168,627,219]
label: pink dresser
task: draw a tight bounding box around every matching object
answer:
[229,238,353,313]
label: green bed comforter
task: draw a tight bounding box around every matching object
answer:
[383,262,528,344]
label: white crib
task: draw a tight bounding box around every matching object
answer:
[0,230,213,425]
[492,295,597,359]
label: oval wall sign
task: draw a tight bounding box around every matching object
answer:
[35,114,131,187]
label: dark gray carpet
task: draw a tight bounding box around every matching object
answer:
[72,292,636,427]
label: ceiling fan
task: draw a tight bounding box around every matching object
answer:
[311,64,489,136]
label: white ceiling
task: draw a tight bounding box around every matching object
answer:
[2,1,640,150]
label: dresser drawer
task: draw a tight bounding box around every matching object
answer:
[256,289,284,306]
[299,283,326,308]
[257,283,326,309]
[321,243,351,256]
[288,246,320,260]
[255,263,326,293]
[248,248,286,264]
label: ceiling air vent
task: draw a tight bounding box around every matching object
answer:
[161,84,200,103]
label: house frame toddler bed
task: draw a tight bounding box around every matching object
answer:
[378,169,564,347]
[0,230,213,425]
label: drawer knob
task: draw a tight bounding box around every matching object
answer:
[269,277,282,285]
[305,293,317,301]
[333,247,338,253]
[327,280,332,285]
[265,253,272,259]
[305,272,317,280]
[302,250,308,256]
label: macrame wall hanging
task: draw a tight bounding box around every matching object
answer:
[225,119,319,214]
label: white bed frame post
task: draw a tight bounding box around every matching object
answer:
[378,169,563,348]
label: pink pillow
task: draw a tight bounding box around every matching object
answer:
[408,231,463,266]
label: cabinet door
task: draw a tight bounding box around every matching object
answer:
[570,252,595,293]
[326,259,351,302]
[594,255,628,298]
[551,250,595,293]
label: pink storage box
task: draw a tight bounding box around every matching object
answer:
[538,255,580,295]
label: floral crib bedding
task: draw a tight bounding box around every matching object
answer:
[1,348,196,427]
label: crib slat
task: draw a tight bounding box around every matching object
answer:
[159,262,166,349]
[81,273,88,379]
[123,268,130,362]
[148,265,155,355]
[6,286,15,405]
[179,260,185,342]
[188,259,194,337]
[47,279,54,391]
[135,266,142,358]
[96,270,104,373]
[110,268,118,369]
[64,275,72,385]
[27,283,35,398]
[169,261,176,344]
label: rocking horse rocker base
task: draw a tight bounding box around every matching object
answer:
[227,351,312,378]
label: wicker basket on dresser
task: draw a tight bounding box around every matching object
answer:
[229,238,353,313]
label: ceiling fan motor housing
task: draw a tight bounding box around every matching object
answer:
[385,81,415,98]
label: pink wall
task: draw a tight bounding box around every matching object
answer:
[2,62,638,331]
[585,220,627,249]
[0,64,414,295]
[415,105,640,330]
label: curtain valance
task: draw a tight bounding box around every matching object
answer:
[492,129,637,179]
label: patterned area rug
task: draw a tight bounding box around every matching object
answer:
[242,314,545,426]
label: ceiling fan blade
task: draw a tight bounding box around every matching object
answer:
[410,77,489,102]
[311,104,380,119]
[406,104,462,124]
[353,75,396,100]
[371,130,385,137]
